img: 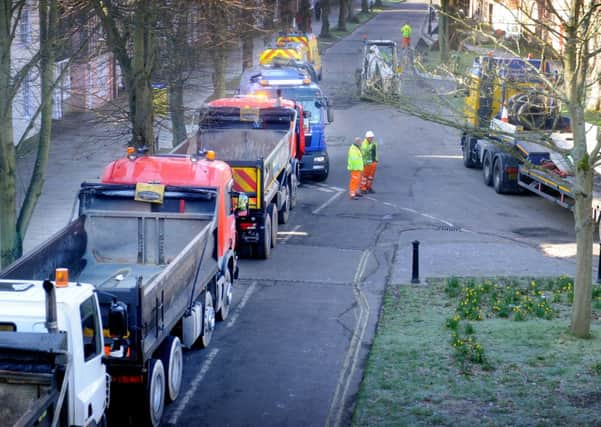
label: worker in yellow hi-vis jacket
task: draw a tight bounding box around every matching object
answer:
[360,130,379,194]
[347,137,364,200]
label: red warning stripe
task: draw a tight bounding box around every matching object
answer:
[233,168,257,193]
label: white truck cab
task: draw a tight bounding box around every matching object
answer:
[0,277,109,426]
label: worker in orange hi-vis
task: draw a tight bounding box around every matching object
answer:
[347,137,364,200]
[360,130,379,194]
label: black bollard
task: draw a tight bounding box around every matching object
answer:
[597,242,601,284]
[411,240,420,284]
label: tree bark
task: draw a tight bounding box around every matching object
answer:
[131,1,155,151]
[17,0,57,242]
[211,50,227,99]
[0,1,23,267]
[320,0,331,37]
[337,0,348,31]
[439,0,449,62]
[242,35,254,71]
[168,79,187,147]
[361,0,369,13]
[92,0,156,152]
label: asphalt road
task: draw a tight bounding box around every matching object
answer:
[162,2,577,426]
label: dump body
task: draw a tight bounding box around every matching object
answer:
[238,79,332,180]
[1,183,218,371]
[173,97,302,258]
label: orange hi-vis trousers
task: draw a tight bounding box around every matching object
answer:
[349,170,362,198]
[361,162,377,192]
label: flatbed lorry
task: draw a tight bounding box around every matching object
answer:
[173,96,305,259]
[0,151,241,426]
[0,277,109,426]
[460,55,580,209]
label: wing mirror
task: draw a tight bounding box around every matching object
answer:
[109,301,128,338]
[235,192,249,217]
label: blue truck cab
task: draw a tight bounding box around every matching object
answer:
[239,67,333,181]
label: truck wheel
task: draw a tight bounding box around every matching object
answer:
[493,157,507,194]
[216,268,233,321]
[289,174,298,210]
[200,291,215,348]
[144,359,165,427]
[482,151,493,186]
[271,205,278,248]
[160,336,183,402]
[462,135,477,168]
[256,214,272,259]
[278,186,290,224]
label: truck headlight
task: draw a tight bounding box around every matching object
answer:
[314,156,326,162]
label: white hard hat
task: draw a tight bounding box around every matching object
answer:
[365,130,375,138]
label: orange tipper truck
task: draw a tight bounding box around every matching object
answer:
[173,96,306,259]
[0,150,242,426]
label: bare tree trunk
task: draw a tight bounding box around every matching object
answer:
[17,0,57,241]
[211,50,227,99]
[132,1,155,151]
[242,36,254,71]
[0,2,21,267]
[337,0,348,31]
[168,79,187,146]
[564,7,593,337]
[361,0,369,13]
[280,0,296,30]
[320,0,331,37]
[440,0,449,62]
[298,0,312,32]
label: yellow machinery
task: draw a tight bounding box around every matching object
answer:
[464,56,555,130]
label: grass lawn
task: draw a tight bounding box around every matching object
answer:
[353,277,601,426]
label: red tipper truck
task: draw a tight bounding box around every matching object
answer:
[173,96,306,259]
[0,150,242,426]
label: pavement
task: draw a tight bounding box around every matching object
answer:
[16,0,581,284]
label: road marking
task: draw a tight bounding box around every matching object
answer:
[279,225,302,244]
[312,182,345,192]
[313,191,344,215]
[168,348,219,425]
[326,250,371,427]
[303,183,334,193]
[226,280,258,329]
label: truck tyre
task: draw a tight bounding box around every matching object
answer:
[200,291,215,348]
[462,135,477,168]
[278,186,290,224]
[482,151,493,186]
[256,215,272,259]
[493,157,508,194]
[144,359,165,427]
[160,336,183,403]
[289,173,298,210]
[216,268,233,321]
[271,205,278,248]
